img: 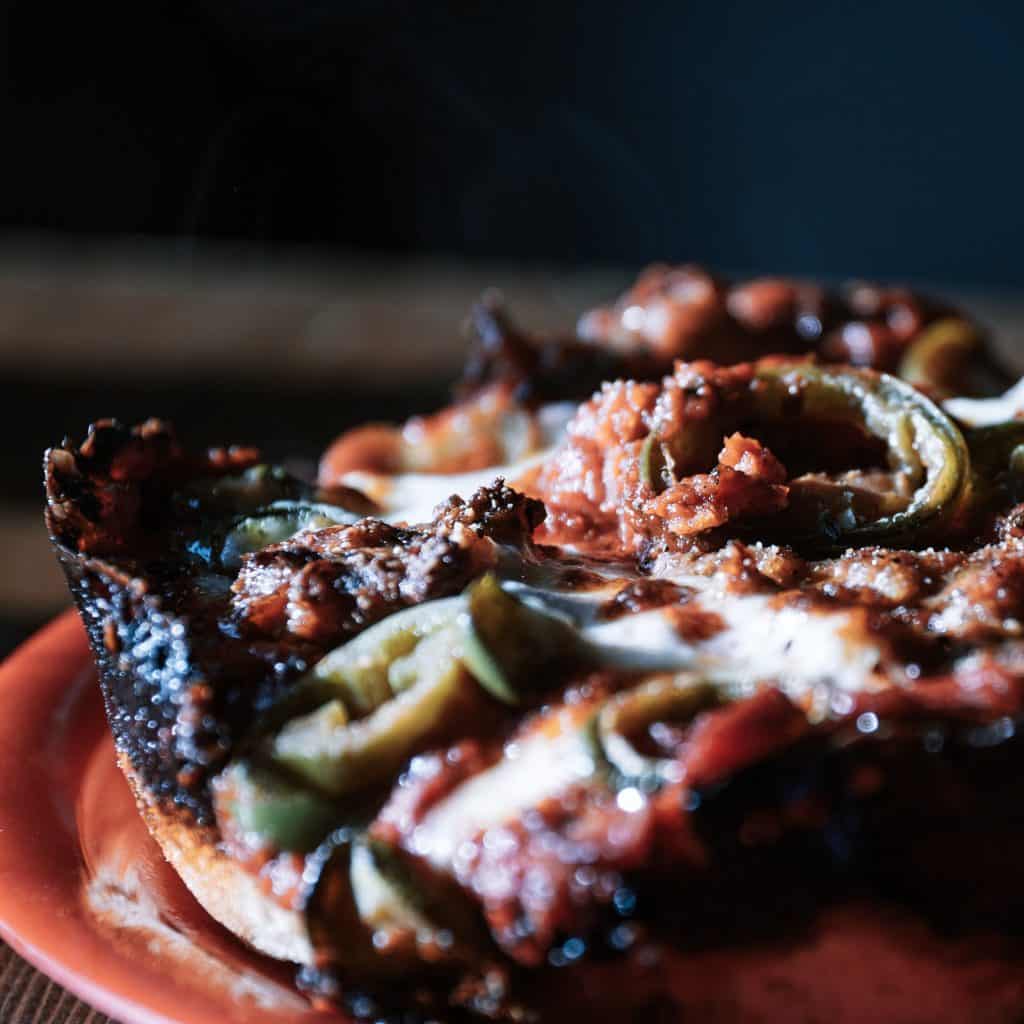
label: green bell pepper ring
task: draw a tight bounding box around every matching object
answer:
[751,363,971,549]
[589,673,724,791]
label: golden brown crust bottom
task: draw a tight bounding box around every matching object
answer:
[119,756,315,967]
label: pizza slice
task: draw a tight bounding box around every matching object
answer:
[44,269,1024,1020]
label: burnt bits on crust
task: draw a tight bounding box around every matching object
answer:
[45,418,260,558]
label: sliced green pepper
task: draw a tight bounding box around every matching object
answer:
[219,500,358,569]
[589,673,723,790]
[181,464,306,514]
[304,596,466,717]
[302,830,482,977]
[640,419,721,495]
[355,838,488,954]
[300,827,396,975]
[181,462,369,570]
[280,571,577,736]
[751,363,971,549]
[639,432,673,494]
[897,318,982,397]
[639,363,970,549]
[963,421,1024,475]
[459,572,580,704]
[223,579,581,853]
[213,758,343,853]
[272,625,475,797]
[959,420,1024,510]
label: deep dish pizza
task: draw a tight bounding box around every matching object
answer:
[44,266,1024,1020]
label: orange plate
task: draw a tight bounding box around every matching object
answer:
[0,611,339,1024]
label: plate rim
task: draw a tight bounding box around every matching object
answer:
[0,611,319,1024]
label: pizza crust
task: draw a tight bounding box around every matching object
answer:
[120,757,315,967]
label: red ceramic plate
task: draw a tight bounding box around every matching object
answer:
[0,611,339,1024]
[6,614,1024,1024]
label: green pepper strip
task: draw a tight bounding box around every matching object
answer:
[897,318,981,397]
[231,574,574,811]
[639,432,669,493]
[219,500,358,570]
[212,599,468,852]
[213,758,344,853]
[751,363,971,549]
[300,827,399,976]
[459,572,580,704]
[301,829,486,978]
[355,838,490,954]
[590,674,723,790]
[639,364,970,549]
[306,596,467,717]
[213,788,448,973]
[272,624,475,798]
[957,420,1024,513]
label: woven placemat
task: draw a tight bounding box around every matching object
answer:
[0,943,112,1024]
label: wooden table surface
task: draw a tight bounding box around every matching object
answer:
[2,240,1022,1023]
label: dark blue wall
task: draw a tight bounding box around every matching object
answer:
[2,1,1022,284]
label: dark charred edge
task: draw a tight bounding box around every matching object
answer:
[44,417,260,557]
[51,543,209,823]
[43,424,299,826]
[46,418,172,551]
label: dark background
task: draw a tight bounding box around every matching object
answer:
[2,0,1023,284]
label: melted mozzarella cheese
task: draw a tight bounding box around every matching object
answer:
[944,376,1024,427]
[410,726,594,871]
[508,581,889,703]
[698,595,886,699]
[341,401,575,525]
[584,598,885,708]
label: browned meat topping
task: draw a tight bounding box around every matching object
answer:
[437,477,547,545]
[232,482,543,643]
[807,547,959,607]
[232,523,486,643]
[919,544,1024,641]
